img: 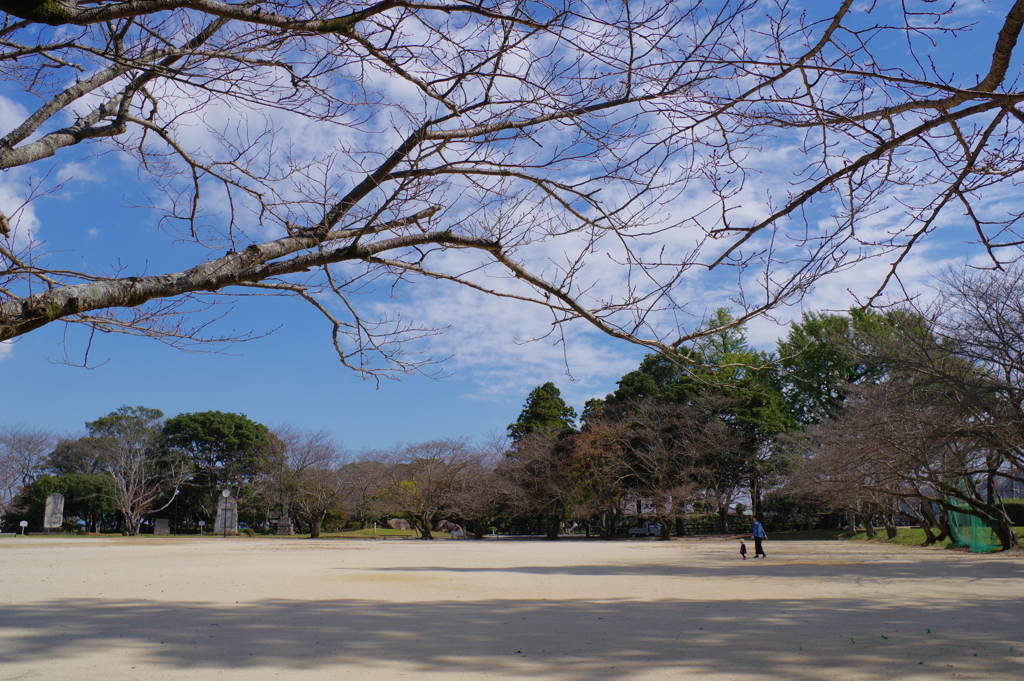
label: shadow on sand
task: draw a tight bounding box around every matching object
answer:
[1,589,1021,679]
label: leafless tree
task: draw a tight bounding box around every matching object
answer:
[927,266,1024,481]
[624,399,727,538]
[276,427,348,538]
[336,457,388,530]
[570,399,720,538]
[89,409,191,535]
[444,438,516,540]
[564,417,632,539]
[5,2,1024,372]
[780,266,1024,549]
[791,378,1019,549]
[375,438,479,539]
[0,424,53,521]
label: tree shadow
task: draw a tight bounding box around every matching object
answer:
[1,594,1020,679]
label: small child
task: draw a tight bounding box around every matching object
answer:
[739,539,747,560]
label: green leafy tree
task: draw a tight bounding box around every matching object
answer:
[507,383,578,442]
[162,411,275,528]
[776,311,884,424]
[603,309,795,525]
[695,312,794,525]
[606,354,701,406]
[28,473,117,532]
[504,383,579,538]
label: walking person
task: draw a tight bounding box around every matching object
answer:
[739,539,747,560]
[752,516,767,558]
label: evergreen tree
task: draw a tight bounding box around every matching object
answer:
[162,411,275,528]
[507,383,577,442]
[776,311,882,424]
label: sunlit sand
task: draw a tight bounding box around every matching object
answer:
[1,537,1021,680]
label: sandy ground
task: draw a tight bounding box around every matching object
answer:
[0,536,1022,681]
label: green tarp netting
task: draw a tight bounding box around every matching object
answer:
[947,481,1002,553]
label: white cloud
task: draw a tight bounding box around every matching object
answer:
[369,272,645,405]
[56,161,103,184]
[0,341,13,362]
[0,95,29,138]
[0,171,41,247]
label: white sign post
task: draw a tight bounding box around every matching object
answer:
[19,520,27,536]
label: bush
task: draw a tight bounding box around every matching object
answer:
[1000,499,1024,526]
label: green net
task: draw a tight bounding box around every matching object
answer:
[947,481,1002,553]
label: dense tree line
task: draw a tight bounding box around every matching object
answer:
[3,271,1023,546]
[489,270,1024,550]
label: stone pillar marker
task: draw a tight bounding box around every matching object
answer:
[43,493,65,531]
[154,519,170,535]
[277,499,293,536]
[214,490,237,536]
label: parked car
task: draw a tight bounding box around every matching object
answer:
[627,522,661,537]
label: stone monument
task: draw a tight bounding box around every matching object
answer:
[43,492,65,531]
[154,518,170,535]
[214,490,237,535]
[277,500,294,535]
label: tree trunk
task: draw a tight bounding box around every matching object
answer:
[659,517,672,541]
[994,518,1018,551]
[984,504,1018,551]
[309,511,326,539]
[915,502,936,544]
[544,514,560,540]
[936,507,951,542]
[749,469,762,518]
[882,516,898,539]
[864,516,876,539]
[598,510,617,539]
[919,520,936,545]
[416,515,434,540]
[123,512,142,536]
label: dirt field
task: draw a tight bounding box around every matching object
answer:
[1,536,1021,680]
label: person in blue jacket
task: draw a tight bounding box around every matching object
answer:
[752,516,767,558]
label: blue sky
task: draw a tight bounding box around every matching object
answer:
[0,161,648,446]
[1,0,1019,450]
